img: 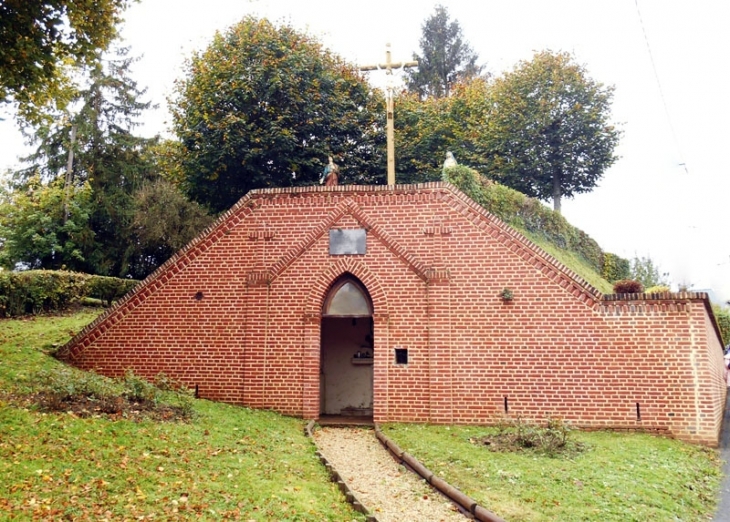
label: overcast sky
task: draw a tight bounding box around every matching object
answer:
[1,0,728,300]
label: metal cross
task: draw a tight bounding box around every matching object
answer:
[360,44,418,185]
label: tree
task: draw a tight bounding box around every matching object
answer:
[0,174,94,271]
[629,255,669,289]
[395,78,492,183]
[13,46,157,276]
[126,180,213,278]
[486,51,621,212]
[0,0,132,125]
[405,5,483,99]
[5,46,211,279]
[171,17,386,213]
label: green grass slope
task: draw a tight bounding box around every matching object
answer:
[0,310,364,521]
[445,166,619,294]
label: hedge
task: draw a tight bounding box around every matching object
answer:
[0,270,138,318]
[443,166,629,286]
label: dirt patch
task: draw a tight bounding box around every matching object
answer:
[31,392,192,422]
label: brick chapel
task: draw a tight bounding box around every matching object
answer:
[58,182,728,446]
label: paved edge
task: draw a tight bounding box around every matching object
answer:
[373,425,507,522]
[304,420,379,522]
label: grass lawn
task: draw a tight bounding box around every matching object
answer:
[1,310,724,521]
[381,423,723,521]
[0,310,365,521]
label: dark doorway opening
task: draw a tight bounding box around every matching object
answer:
[320,276,374,420]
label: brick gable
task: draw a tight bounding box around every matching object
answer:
[57,183,727,446]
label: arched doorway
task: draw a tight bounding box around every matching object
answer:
[320,276,374,418]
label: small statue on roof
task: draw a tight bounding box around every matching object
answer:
[442,151,457,181]
[320,156,340,186]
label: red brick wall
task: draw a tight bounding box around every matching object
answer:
[59,183,727,446]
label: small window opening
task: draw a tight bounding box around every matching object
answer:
[395,348,408,365]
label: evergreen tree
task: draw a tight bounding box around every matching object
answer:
[406,5,483,99]
[126,179,213,278]
[11,46,156,276]
[4,45,213,279]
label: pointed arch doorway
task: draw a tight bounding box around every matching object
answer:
[320,276,374,419]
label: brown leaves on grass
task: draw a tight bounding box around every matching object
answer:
[33,392,192,422]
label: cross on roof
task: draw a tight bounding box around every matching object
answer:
[359,44,418,185]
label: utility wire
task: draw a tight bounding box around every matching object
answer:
[634,0,688,174]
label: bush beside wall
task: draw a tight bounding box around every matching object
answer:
[0,270,138,317]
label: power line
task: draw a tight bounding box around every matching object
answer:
[634,0,688,174]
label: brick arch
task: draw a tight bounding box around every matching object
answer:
[306,258,389,319]
[301,258,390,419]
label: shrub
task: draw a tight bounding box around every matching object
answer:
[712,304,730,347]
[153,372,186,392]
[123,369,159,403]
[601,252,631,283]
[86,275,138,307]
[474,416,586,458]
[444,164,482,203]
[0,270,89,317]
[29,367,124,403]
[613,279,644,294]
[0,270,137,317]
[26,366,195,421]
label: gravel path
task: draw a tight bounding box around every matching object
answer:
[313,427,467,522]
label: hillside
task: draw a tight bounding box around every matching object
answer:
[445,165,620,294]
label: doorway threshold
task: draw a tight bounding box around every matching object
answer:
[317,414,374,427]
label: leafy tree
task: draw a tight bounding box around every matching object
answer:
[405,4,483,99]
[395,78,492,183]
[629,255,669,289]
[171,16,386,213]
[0,0,132,125]
[394,90,454,183]
[0,174,94,270]
[126,180,213,278]
[486,51,621,212]
[146,138,187,186]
